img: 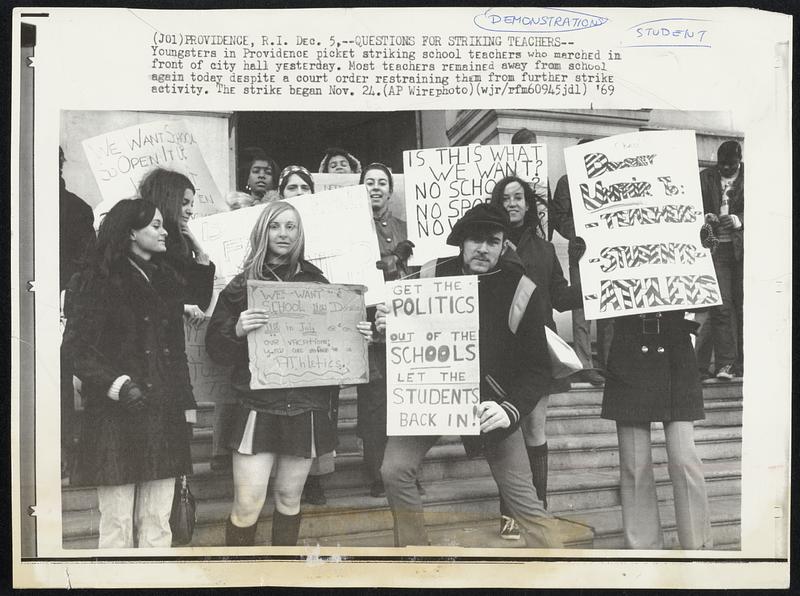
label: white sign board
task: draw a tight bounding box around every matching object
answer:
[565,130,722,320]
[81,119,225,217]
[386,276,480,436]
[404,144,547,265]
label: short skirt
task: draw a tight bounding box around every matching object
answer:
[224,402,336,458]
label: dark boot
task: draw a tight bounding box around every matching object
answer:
[271,510,302,546]
[301,475,327,505]
[527,443,549,510]
[225,518,257,547]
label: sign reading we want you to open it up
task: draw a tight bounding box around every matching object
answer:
[566,130,722,320]
[385,276,480,436]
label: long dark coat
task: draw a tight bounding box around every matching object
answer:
[63,259,196,486]
[601,311,705,423]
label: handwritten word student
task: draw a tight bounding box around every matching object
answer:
[205,201,371,547]
[63,199,197,548]
[489,176,583,540]
[238,146,280,204]
[356,163,420,498]
[376,203,563,548]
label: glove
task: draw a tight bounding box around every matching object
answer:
[119,380,148,413]
[392,240,415,262]
[567,237,586,263]
[700,223,719,252]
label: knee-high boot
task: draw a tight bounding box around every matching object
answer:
[271,510,302,546]
[527,443,549,510]
[225,518,258,546]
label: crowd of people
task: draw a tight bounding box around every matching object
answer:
[58,132,742,551]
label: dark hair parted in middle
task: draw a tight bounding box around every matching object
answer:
[138,168,194,258]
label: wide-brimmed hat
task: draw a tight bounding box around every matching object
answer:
[446,202,510,246]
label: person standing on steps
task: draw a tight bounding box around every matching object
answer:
[489,175,584,540]
[238,146,280,204]
[377,203,564,549]
[550,138,613,386]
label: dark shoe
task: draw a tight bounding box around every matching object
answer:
[415,479,426,495]
[271,510,302,546]
[369,480,386,497]
[301,476,327,505]
[698,368,713,382]
[225,518,258,547]
[715,364,734,380]
[578,369,605,386]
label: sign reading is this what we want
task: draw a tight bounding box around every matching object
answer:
[386,276,480,436]
[246,281,369,390]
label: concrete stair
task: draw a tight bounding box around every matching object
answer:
[61,380,743,551]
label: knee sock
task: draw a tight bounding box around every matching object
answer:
[271,510,302,546]
[225,518,258,547]
[527,443,549,510]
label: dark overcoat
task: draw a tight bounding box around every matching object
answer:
[601,311,705,423]
[63,259,196,486]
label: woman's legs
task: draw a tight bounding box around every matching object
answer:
[230,451,276,527]
[97,483,136,548]
[271,455,314,546]
[616,422,664,549]
[663,421,713,550]
[134,477,176,548]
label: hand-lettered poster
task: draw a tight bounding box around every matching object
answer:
[404,144,548,265]
[246,281,369,390]
[188,185,385,302]
[184,318,235,405]
[82,119,225,217]
[385,276,480,436]
[311,172,407,221]
[565,130,722,320]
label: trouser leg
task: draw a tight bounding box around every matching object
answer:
[597,318,614,369]
[96,483,136,549]
[732,256,744,372]
[694,310,714,373]
[664,421,713,550]
[134,477,176,548]
[569,264,593,369]
[486,429,563,548]
[357,377,388,485]
[616,422,664,549]
[381,435,438,546]
[710,244,737,367]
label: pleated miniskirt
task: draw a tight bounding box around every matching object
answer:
[224,402,336,458]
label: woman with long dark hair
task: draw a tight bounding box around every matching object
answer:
[489,175,583,539]
[63,199,196,548]
[138,168,215,323]
[205,201,370,546]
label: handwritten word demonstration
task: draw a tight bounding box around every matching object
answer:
[405,143,547,264]
[386,276,480,435]
[246,281,368,390]
[565,129,722,319]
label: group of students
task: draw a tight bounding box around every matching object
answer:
[61,134,716,551]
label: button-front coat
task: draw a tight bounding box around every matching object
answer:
[63,260,196,487]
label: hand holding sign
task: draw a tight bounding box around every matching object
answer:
[236,308,270,337]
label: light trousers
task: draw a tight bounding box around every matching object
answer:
[616,421,713,550]
[96,477,175,548]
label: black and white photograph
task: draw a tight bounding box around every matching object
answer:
[12,6,791,590]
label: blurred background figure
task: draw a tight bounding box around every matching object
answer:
[319,147,361,174]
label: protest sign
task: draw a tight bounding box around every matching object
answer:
[82,119,225,217]
[246,281,368,390]
[184,319,235,406]
[311,172,407,221]
[565,130,722,320]
[404,144,547,265]
[385,276,480,436]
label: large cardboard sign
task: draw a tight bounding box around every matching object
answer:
[404,144,548,265]
[82,119,225,217]
[385,276,480,436]
[311,172,407,222]
[565,130,722,320]
[246,281,369,390]
[187,185,386,302]
[184,319,235,405]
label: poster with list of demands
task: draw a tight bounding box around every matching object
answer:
[246,280,368,390]
[81,119,225,217]
[404,143,547,265]
[386,276,480,436]
[565,130,722,320]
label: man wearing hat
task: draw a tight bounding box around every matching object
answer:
[375,203,563,548]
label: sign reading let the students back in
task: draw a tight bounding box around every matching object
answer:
[385,276,480,436]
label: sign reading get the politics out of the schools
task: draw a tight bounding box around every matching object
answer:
[385,276,480,436]
[82,119,225,217]
[565,130,722,320]
[246,280,369,390]
[404,143,548,265]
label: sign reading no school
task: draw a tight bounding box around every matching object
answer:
[386,276,480,436]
